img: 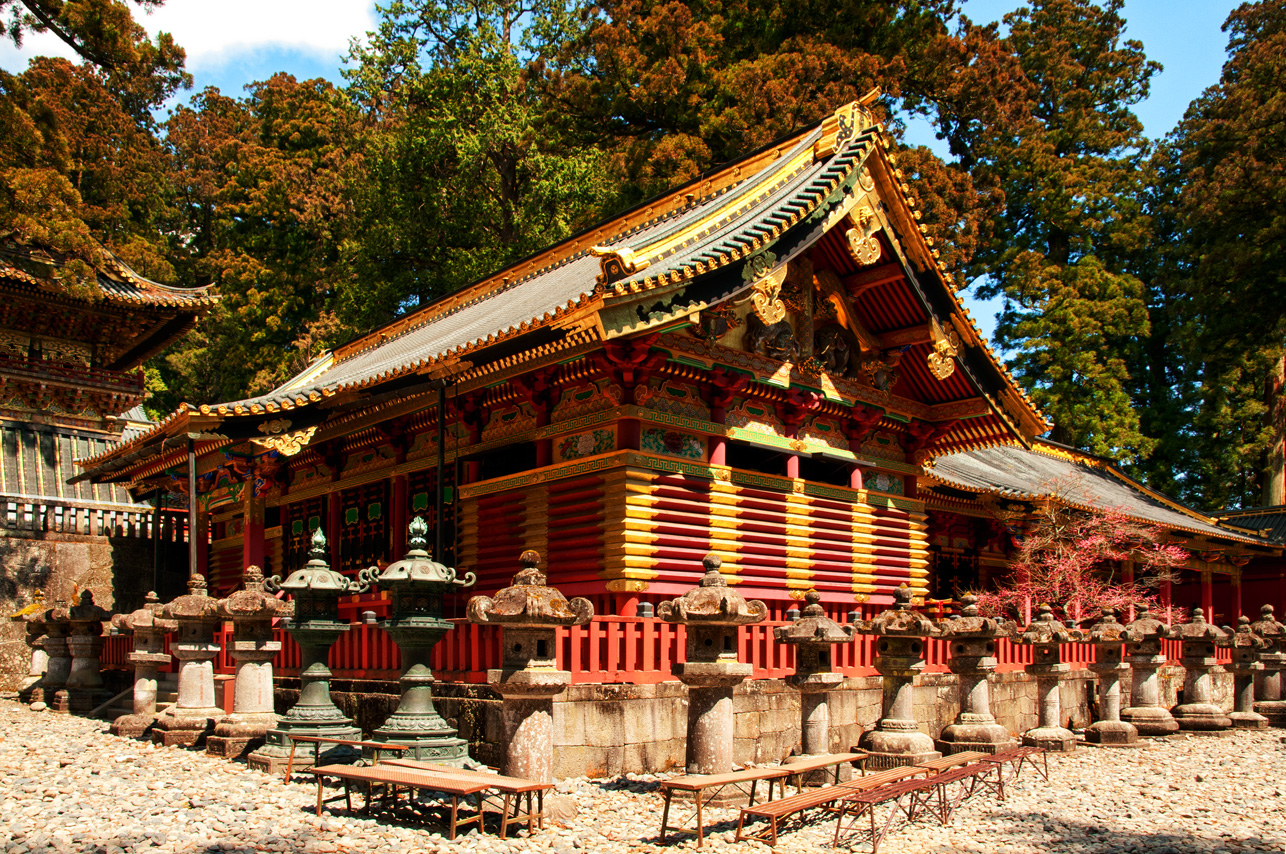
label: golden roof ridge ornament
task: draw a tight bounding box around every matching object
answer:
[591,245,649,286]
[814,89,881,160]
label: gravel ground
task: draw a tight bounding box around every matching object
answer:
[1,699,1283,854]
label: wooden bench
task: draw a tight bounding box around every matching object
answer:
[735,767,924,847]
[380,758,552,839]
[915,750,988,774]
[780,751,868,788]
[933,761,1005,821]
[660,766,792,847]
[832,772,949,852]
[980,745,1048,798]
[309,763,490,840]
[281,735,409,782]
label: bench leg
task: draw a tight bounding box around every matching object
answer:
[499,792,512,840]
[315,777,324,816]
[449,795,459,841]
[695,790,704,848]
[660,788,673,842]
[286,740,297,784]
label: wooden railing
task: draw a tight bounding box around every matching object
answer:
[0,494,188,539]
[100,618,1245,683]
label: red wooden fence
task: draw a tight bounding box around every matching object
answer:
[99,619,1236,683]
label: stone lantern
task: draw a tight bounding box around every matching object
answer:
[1249,604,1286,727]
[1013,604,1083,752]
[110,592,176,738]
[249,528,368,776]
[62,590,113,713]
[1121,604,1179,735]
[360,516,476,763]
[1084,609,1137,745]
[1223,615,1267,730]
[10,590,48,705]
[208,566,292,759]
[1171,607,1231,731]
[856,584,943,768]
[154,575,223,747]
[658,553,768,775]
[37,597,71,711]
[935,595,1016,755]
[466,550,593,782]
[775,590,856,758]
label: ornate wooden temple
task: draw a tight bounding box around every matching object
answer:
[74,102,1283,628]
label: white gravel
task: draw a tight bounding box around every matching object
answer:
[1,698,1283,853]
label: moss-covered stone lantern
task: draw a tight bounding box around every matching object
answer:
[208,566,292,759]
[155,576,223,747]
[467,550,593,782]
[935,595,1017,755]
[361,516,476,763]
[1121,604,1179,735]
[1013,604,1083,752]
[249,528,367,776]
[1172,607,1231,731]
[658,553,767,775]
[110,592,176,739]
[775,590,855,758]
[37,597,71,711]
[1223,615,1267,730]
[856,584,943,768]
[1249,604,1286,727]
[1084,609,1138,746]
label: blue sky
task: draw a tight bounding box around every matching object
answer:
[0,0,1244,342]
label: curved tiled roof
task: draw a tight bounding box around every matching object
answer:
[926,441,1266,544]
[0,242,216,308]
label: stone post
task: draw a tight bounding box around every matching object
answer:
[856,584,943,768]
[249,529,367,775]
[775,590,856,758]
[153,576,223,747]
[658,554,768,775]
[1121,604,1179,735]
[63,590,113,713]
[110,592,176,738]
[1249,604,1286,727]
[935,595,1016,755]
[40,600,72,713]
[10,590,48,705]
[208,566,291,759]
[362,517,476,763]
[466,550,593,783]
[1223,615,1267,729]
[1085,609,1138,746]
[1171,608,1231,731]
[1013,605,1083,752]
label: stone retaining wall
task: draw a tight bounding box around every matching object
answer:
[268,667,1232,780]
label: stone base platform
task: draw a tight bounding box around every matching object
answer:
[110,713,159,740]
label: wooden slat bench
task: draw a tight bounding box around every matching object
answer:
[780,751,868,788]
[980,745,1048,798]
[309,763,490,839]
[380,758,552,839]
[282,735,409,782]
[915,750,988,774]
[832,772,949,852]
[660,766,792,847]
[735,766,925,847]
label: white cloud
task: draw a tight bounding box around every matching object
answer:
[0,0,377,73]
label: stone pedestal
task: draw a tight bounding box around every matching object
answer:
[1085,610,1138,746]
[935,596,1015,755]
[153,577,223,748]
[776,590,855,760]
[659,554,767,776]
[64,591,112,714]
[364,517,475,763]
[110,592,175,739]
[857,585,942,768]
[40,605,71,712]
[11,592,49,706]
[1172,608,1231,732]
[467,550,593,783]
[250,529,364,776]
[1015,605,1082,752]
[1122,605,1179,736]
[208,566,290,759]
[1250,605,1286,727]
[1225,615,1267,730]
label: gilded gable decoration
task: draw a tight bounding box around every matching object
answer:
[927,320,960,381]
[846,206,883,266]
[591,245,648,285]
[742,249,786,325]
[251,418,317,457]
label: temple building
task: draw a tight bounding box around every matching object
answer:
[0,241,212,687]
[73,101,1283,628]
